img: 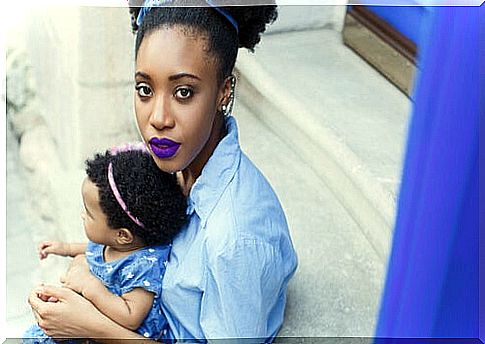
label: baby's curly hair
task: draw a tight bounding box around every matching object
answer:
[129,1,278,84]
[85,148,187,246]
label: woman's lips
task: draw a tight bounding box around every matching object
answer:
[148,137,181,159]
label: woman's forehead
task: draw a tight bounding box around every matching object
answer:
[135,26,216,79]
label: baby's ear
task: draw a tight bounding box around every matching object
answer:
[116,228,134,245]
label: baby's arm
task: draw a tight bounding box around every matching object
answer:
[38,241,87,260]
[74,277,154,331]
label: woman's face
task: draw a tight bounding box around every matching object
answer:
[134,26,227,174]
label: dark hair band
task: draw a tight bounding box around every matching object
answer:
[136,0,239,33]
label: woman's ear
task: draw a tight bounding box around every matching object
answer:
[116,228,134,245]
[217,76,234,112]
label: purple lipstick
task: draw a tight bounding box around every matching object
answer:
[149,137,181,159]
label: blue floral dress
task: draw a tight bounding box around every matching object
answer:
[23,241,172,342]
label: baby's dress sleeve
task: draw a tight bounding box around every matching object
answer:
[118,252,165,297]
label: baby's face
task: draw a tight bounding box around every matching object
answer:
[81,177,115,245]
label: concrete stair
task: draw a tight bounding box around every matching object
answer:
[235,27,411,336]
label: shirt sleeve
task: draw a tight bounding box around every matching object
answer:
[199,236,286,340]
[119,255,164,297]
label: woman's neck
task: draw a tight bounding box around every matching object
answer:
[178,114,226,196]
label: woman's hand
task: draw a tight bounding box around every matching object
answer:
[28,285,106,338]
[29,285,154,341]
[60,254,98,295]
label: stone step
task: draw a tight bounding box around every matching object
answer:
[235,101,386,337]
[235,28,411,261]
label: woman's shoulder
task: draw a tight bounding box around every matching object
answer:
[204,152,290,251]
[230,151,286,216]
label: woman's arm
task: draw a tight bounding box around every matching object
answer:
[38,241,87,259]
[59,255,155,331]
[199,237,295,339]
[29,285,154,342]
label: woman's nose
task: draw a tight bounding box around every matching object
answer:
[149,95,175,130]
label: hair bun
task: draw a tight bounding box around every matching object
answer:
[226,5,278,51]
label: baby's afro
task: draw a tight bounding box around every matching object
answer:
[85,148,187,246]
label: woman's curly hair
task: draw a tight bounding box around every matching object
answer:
[85,149,187,246]
[129,1,278,84]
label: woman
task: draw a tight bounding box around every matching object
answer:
[28,1,298,341]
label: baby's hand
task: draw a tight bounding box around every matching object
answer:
[38,241,70,260]
[34,286,59,302]
[37,292,59,303]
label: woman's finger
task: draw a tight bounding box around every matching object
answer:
[28,287,44,308]
[30,304,42,324]
[28,288,48,323]
[28,285,108,338]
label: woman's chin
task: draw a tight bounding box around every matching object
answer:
[152,156,185,174]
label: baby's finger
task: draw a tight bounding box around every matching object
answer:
[38,241,51,251]
[36,285,71,302]
[41,245,58,257]
[39,250,50,260]
[37,292,50,302]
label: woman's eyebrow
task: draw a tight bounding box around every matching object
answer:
[168,72,201,81]
[135,71,152,81]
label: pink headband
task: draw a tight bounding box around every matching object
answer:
[110,142,148,155]
[107,162,145,228]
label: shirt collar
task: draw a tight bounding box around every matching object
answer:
[186,116,241,225]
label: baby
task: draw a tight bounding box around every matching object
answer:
[23,144,187,342]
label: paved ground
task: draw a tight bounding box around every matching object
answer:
[5,27,410,339]
[249,29,411,199]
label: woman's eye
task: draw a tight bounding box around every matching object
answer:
[175,87,193,100]
[135,84,152,97]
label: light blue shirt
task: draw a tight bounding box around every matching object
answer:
[160,116,298,342]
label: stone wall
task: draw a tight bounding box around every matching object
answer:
[270,4,348,34]
[24,6,140,171]
[7,47,71,284]
[7,6,141,283]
